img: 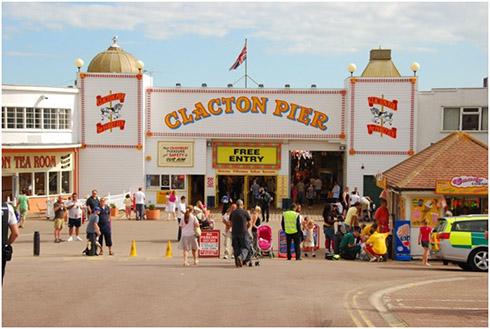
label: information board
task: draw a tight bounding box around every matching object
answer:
[198,230,221,258]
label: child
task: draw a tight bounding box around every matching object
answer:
[418,219,432,266]
[303,217,316,257]
[123,194,132,220]
[83,207,102,256]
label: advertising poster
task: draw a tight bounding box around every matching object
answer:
[410,197,442,228]
[302,224,320,252]
[198,230,220,257]
[394,220,411,261]
[278,230,296,258]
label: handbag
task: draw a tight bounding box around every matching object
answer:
[194,226,202,238]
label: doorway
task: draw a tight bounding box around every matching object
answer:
[247,176,277,208]
[363,175,383,208]
[290,151,344,204]
[2,175,13,202]
[217,175,244,206]
[189,175,204,206]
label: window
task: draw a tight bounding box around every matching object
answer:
[161,175,170,190]
[61,171,70,194]
[43,108,56,129]
[171,175,185,190]
[34,172,45,195]
[146,175,160,189]
[452,220,488,232]
[19,173,32,194]
[49,172,59,195]
[6,108,15,128]
[2,107,71,130]
[58,109,70,129]
[443,107,488,131]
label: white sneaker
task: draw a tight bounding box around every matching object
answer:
[67,236,74,242]
[76,236,83,241]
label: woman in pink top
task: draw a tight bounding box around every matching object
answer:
[418,219,433,266]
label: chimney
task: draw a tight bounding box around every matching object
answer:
[484,77,488,88]
[369,49,392,61]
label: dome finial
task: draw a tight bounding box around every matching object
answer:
[111,36,120,48]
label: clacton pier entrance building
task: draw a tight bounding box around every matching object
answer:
[2,39,487,210]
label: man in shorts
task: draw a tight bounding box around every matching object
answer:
[66,192,83,242]
[53,196,67,243]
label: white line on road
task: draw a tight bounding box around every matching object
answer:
[369,277,467,327]
[392,305,487,311]
[395,298,487,303]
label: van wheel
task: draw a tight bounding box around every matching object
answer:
[469,248,488,272]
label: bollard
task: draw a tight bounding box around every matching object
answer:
[33,231,40,256]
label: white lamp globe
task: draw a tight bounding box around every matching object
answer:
[136,60,145,70]
[347,63,357,74]
[410,62,420,73]
[74,58,84,69]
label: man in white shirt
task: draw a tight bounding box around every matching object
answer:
[135,188,146,220]
[66,192,83,241]
[175,196,187,241]
[350,188,361,206]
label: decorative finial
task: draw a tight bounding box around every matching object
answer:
[111,36,120,48]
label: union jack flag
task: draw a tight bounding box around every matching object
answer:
[229,41,247,71]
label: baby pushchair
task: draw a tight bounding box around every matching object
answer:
[257,224,274,258]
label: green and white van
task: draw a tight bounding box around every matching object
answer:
[432,215,488,271]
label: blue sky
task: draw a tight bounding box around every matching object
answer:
[2,2,488,91]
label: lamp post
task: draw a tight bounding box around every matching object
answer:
[136,60,144,74]
[410,62,420,77]
[347,63,357,77]
[74,58,84,72]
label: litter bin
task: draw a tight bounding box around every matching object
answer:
[282,198,292,210]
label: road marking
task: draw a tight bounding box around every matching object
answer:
[393,305,487,311]
[344,288,363,327]
[395,298,487,303]
[352,291,374,327]
[369,277,467,327]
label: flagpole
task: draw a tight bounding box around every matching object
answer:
[244,38,248,88]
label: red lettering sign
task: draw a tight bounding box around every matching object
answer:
[198,230,221,257]
[2,156,11,169]
[368,96,398,111]
[367,124,397,138]
[96,93,126,106]
[96,120,126,134]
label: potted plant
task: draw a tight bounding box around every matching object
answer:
[109,203,118,217]
[146,204,160,220]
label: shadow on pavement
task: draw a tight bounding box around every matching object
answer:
[381,265,463,272]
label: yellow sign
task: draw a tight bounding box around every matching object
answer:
[217,146,277,165]
[158,141,194,167]
[410,197,442,228]
[156,191,168,204]
[435,179,488,196]
[213,143,281,169]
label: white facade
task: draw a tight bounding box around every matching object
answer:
[3,71,487,207]
[417,87,488,150]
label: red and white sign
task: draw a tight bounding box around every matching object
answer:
[96,91,126,134]
[207,176,215,188]
[198,230,221,257]
[366,95,398,139]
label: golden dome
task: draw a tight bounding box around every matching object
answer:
[87,37,139,73]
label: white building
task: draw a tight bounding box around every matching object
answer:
[2,40,487,213]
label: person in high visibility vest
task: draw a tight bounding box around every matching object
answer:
[281,203,302,260]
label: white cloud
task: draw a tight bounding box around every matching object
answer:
[3,2,488,55]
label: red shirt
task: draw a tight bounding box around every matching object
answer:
[419,226,432,242]
[374,206,390,233]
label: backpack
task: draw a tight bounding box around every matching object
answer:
[263,192,272,204]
